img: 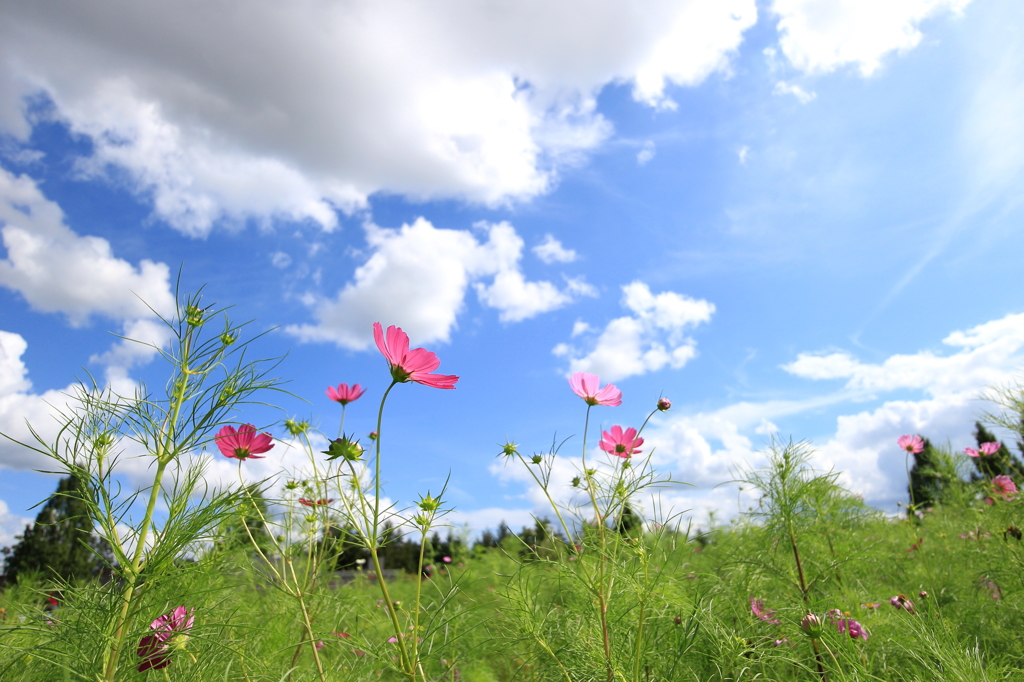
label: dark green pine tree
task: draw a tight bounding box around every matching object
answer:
[216,485,273,553]
[2,475,112,584]
[971,422,1024,481]
[615,502,642,538]
[907,436,944,513]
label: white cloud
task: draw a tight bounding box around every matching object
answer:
[287,219,593,348]
[0,167,175,326]
[89,318,175,386]
[737,145,750,165]
[636,141,656,166]
[0,1,757,233]
[773,80,817,103]
[783,312,1024,396]
[555,281,715,381]
[532,234,578,264]
[0,331,81,471]
[0,498,34,550]
[772,0,973,76]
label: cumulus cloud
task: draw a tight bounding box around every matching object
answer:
[0,167,175,325]
[0,498,34,549]
[554,281,715,381]
[772,0,973,76]
[0,1,757,234]
[532,234,578,264]
[636,141,656,166]
[287,219,593,348]
[782,312,1024,396]
[773,80,817,103]
[0,330,81,471]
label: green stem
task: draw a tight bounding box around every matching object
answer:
[102,457,169,681]
[372,381,399,547]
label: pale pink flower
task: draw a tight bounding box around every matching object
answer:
[373,323,458,389]
[897,435,924,454]
[993,475,1017,498]
[326,383,365,405]
[599,426,644,459]
[215,424,274,460]
[568,372,622,407]
[981,442,1001,455]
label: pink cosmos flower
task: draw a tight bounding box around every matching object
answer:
[966,442,1000,457]
[326,383,366,405]
[568,372,622,407]
[993,475,1017,498]
[599,426,644,459]
[137,606,194,672]
[836,618,868,641]
[215,424,274,460]
[897,435,924,454]
[373,323,458,389]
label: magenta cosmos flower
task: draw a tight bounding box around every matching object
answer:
[373,322,458,389]
[897,434,924,454]
[965,442,1001,458]
[215,424,274,460]
[599,426,644,459]
[993,475,1017,498]
[326,382,366,405]
[568,372,622,406]
[137,606,194,672]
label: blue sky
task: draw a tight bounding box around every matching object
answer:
[2,0,1024,546]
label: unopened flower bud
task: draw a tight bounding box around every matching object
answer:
[531,455,543,464]
[800,613,822,637]
[657,397,672,411]
[323,435,364,461]
[368,430,378,441]
[500,441,519,457]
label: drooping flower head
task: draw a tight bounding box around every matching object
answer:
[890,594,916,614]
[897,435,924,454]
[215,424,274,460]
[137,606,194,672]
[326,383,366,405]
[836,618,868,641]
[599,426,644,459]
[568,372,622,406]
[750,597,781,625]
[373,323,458,389]
[992,475,1017,498]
